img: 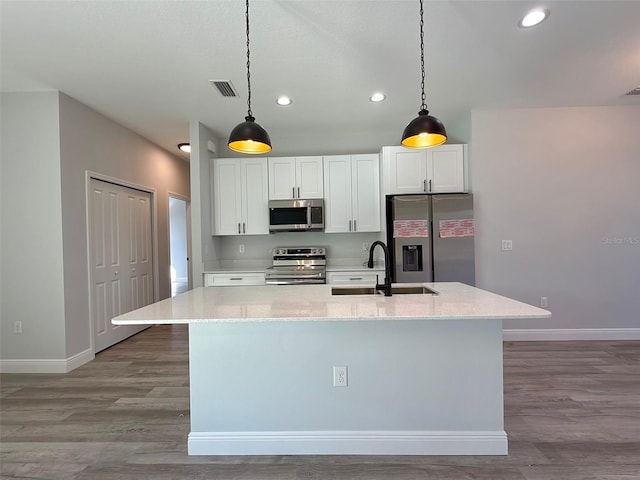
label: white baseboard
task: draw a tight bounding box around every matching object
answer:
[0,347,94,373]
[503,328,640,341]
[188,430,508,456]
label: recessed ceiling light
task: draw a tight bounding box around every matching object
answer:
[276,96,292,106]
[370,92,386,102]
[177,143,191,153]
[519,8,549,28]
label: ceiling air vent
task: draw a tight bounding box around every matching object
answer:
[210,80,238,97]
[624,86,640,96]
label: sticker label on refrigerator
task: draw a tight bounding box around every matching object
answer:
[439,219,475,238]
[393,220,429,238]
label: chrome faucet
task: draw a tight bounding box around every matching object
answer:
[367,240,392,296]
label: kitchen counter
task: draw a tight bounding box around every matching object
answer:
[202,263,382,274]
[112,283,549,456]
[113,282,548,325]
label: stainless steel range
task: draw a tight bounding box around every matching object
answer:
[264,247,326,285]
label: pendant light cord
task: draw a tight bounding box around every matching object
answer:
[419,0,428,113]
[245,0,253,120]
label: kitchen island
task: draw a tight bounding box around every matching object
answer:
[113,282,549,456]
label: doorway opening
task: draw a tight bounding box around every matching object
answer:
[169,196,190,296]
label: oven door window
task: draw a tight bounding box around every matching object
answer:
[270,207,308,227]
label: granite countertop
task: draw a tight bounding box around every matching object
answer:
[203,262,384,274]
[113,283,550,325]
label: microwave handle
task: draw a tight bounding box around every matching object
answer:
[307,206,312,228]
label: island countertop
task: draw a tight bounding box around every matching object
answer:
[112,282,550,325]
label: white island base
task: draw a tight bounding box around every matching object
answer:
[112,283,550,456]
[188,318,506,456]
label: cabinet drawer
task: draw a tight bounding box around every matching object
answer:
[327,271,382,285]
[204,273,265,287]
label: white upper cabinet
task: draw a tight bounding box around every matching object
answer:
[430,145,466,193]
[382,144,466,195]
[268,156,323,199]
[323,154,380,233]
[212,158,269,235]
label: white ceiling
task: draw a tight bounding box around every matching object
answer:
[2,0,639,159]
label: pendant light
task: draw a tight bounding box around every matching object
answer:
[228,0,272,154]
[401,0,447,149]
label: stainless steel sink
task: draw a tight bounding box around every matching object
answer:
[389,286,437,295]
[331,286,437,296]
[331,287,377,296]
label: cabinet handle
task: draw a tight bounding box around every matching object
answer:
[353,219,357,231]
[230,277,243,281]
[292,187,295,198]
[238,223,241,234]
[429,179,432,192]
[349,277,363,281]
[348,220,352,232]
[423,179,427,192]
[297,187,300,198]
[243,222,246,234]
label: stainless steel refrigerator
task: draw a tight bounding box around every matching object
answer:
[386,194,475,286]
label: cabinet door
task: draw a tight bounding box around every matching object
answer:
[428,144,465,193]
[213,159,242,235]
[386,147,428,194]
[204,272,265,286]
[268,157,296,200]
[351,154,380,232]
[296,156,324,199]
[241,158,269,234]
[327,271,382,285]
[323,155,352,233]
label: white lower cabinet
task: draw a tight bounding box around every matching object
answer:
[323,154,380,233]
[327,270,384,285]
[204,272,266,287]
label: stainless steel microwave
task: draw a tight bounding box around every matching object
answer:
[268,199,324,232]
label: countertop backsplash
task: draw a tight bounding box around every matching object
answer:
[203,232,385,273]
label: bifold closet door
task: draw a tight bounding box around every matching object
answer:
[89,178,153,352]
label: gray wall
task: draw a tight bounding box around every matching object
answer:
[58,92,191,358]
[189,121,221,286]
[1,91,190,364]
[472,105,640,330]
[1,92,67,358]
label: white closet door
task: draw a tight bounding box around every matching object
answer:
[89,178,152,352]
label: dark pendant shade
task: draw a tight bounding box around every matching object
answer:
[401,109,447,149]
[228,116,272,154]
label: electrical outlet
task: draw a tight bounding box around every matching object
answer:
[501,240,513,251]
[333,366,348,387]
[13,321,22,334]
[541,297,548,308]
[362,242,369,252]
[239,244,245,254]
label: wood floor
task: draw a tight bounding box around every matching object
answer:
[1,325,639,480]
